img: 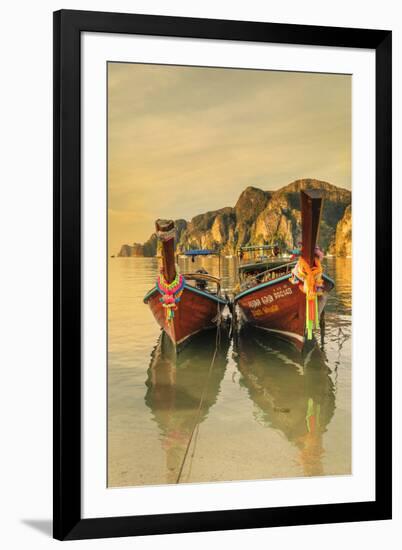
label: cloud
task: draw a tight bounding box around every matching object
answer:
[108,63,351,252]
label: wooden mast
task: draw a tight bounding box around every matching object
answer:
[301,189,323,266]
[155,219,176,283]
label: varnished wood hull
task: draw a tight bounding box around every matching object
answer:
[144,285,227,347]
[234,274,333,351]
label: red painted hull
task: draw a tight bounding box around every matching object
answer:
[145,286,225,346]
[235,275,332,350]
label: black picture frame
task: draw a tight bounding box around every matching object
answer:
[53,9,392,541]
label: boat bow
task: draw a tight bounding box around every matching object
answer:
[144,220,228,347]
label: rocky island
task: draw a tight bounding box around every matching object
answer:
[117,179,352,258]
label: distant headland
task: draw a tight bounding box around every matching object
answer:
[116,179,351,258]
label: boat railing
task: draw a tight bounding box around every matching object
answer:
[256,260,296,278]
[239,260,296,290]
[238,256,281,269]
[182,272,221,293]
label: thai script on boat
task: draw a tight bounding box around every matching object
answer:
[272,287,293,300]
[251,304,279,317]
[246,285,293,310]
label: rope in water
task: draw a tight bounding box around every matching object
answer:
[184,320,223,484]
[175,300,222,484]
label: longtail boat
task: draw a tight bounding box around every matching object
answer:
[144,219,228,348]
[233,190,334,350]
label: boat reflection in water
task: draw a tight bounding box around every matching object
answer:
[234,327,335,477]
[144,329,229,483]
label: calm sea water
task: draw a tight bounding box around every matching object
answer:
[108,257,351,486]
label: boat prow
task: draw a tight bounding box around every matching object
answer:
[144,220,229,349]
[144,282,228,348]
[233,189,334,351]
[234,271,334,351]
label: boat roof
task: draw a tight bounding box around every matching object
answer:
[183,249,219,256]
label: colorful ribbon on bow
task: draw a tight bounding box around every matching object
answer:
[156,271,185,323]
[290,256,324,340]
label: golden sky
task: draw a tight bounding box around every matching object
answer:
[108,62,351,253]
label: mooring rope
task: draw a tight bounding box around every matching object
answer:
[175,298,222,484]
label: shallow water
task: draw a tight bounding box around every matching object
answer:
[108,256,351,486]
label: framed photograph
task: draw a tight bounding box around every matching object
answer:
[53,9,392,540]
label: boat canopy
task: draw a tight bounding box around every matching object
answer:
[183,249,219,256]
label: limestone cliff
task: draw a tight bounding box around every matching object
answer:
[118,179,351,256]
[330,204,352,256]
[117,243,144,257]
[117,219,187,257]
[234,187,271,246]
[253,178,351,252]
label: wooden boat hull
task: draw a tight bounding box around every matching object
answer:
[234,274,334,351]
[144,284,227,347]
